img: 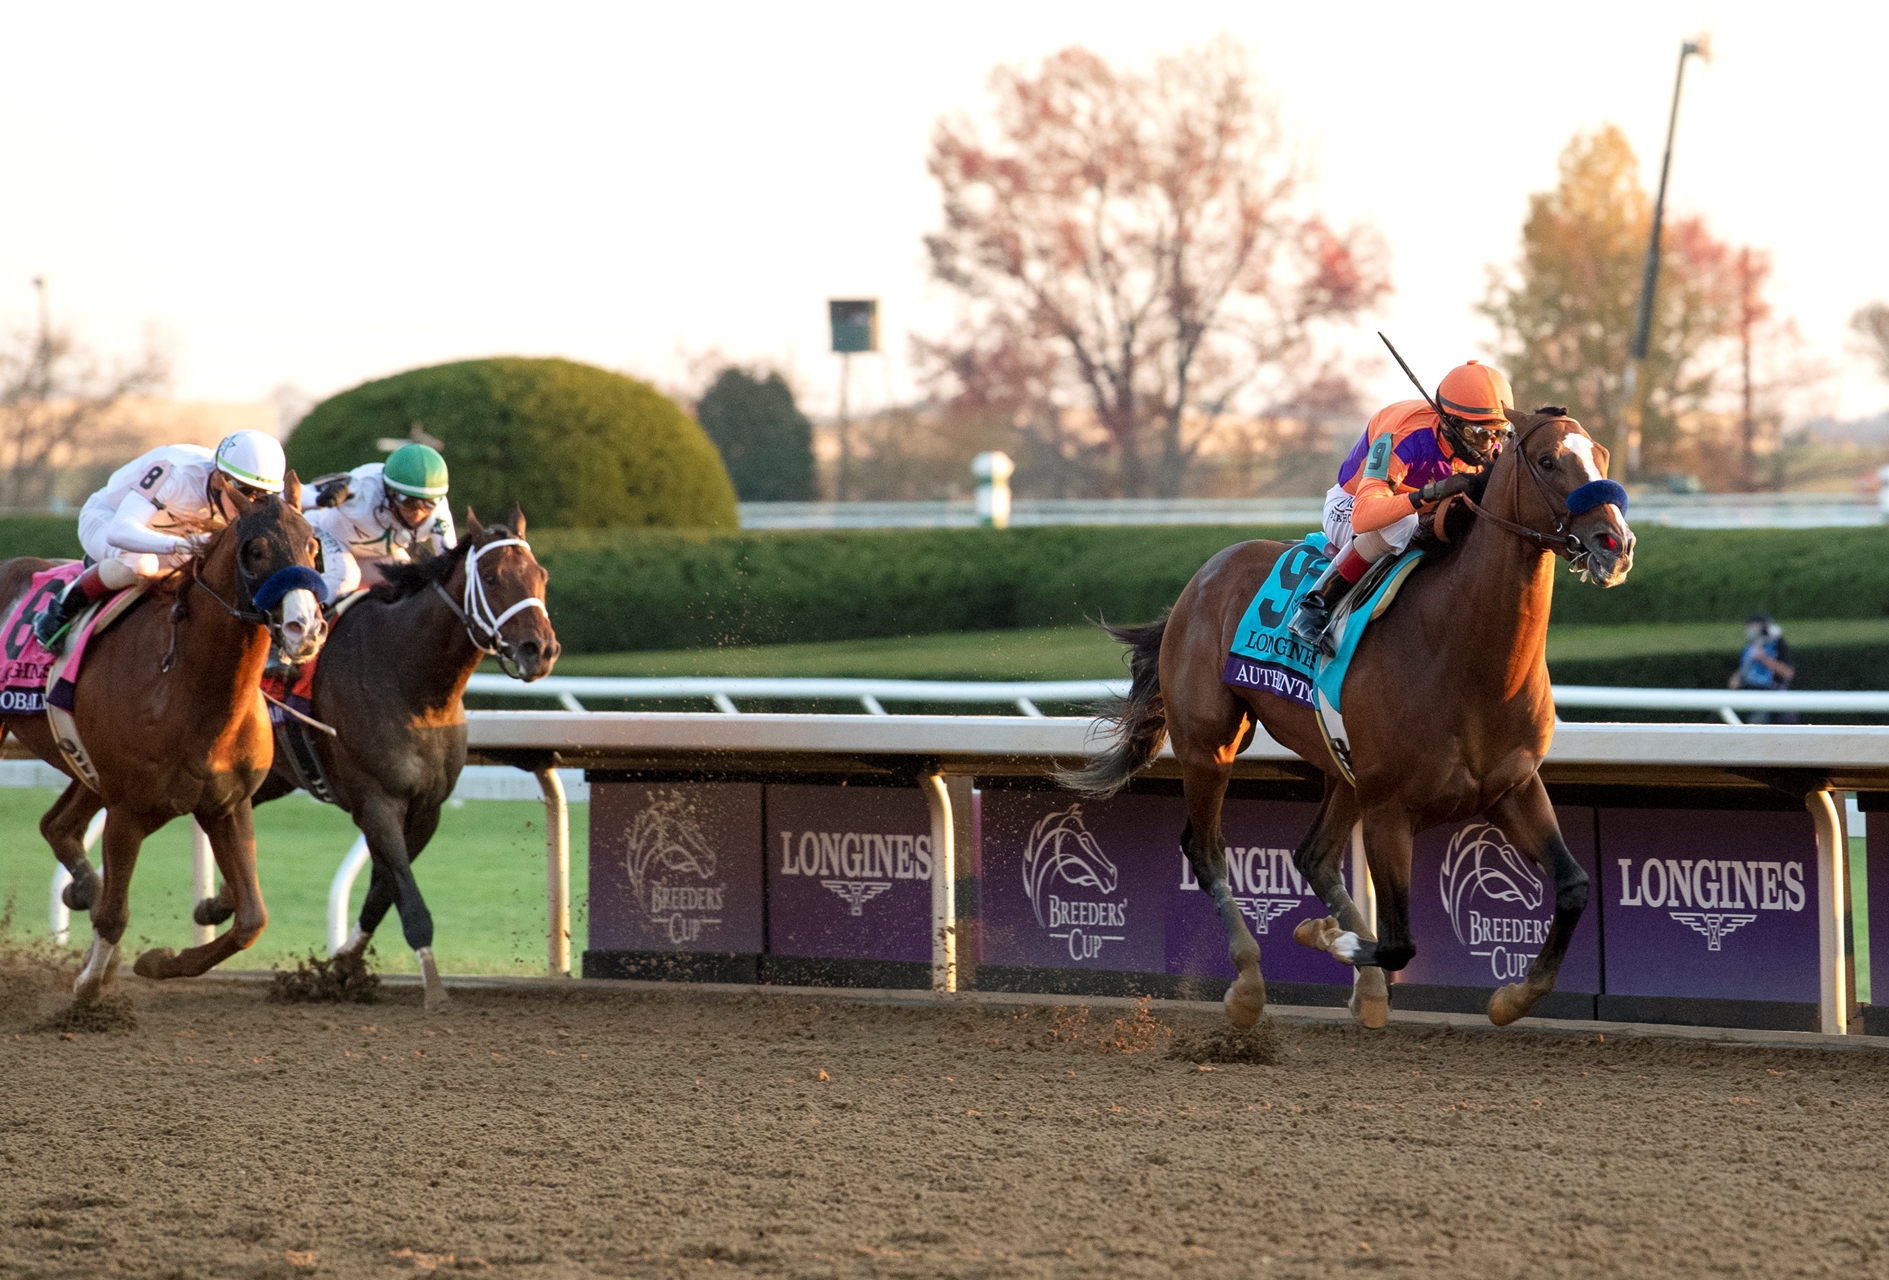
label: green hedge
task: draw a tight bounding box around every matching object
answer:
[0,515,81,562]
[527,522,1889,655]
[287,358,738,530]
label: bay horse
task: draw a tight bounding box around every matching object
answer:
[200,508,558,1010]
[1064,408,1636,1030]
[0,480,325,1000]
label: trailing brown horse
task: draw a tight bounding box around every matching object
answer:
[0,480,325,1000]
[1064,408,1635,1029]
[205,508,558,1010]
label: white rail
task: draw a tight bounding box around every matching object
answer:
[467,673,1889,724]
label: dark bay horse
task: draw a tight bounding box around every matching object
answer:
[1065,408,1635,1030]
[204,508,558,1010]
[0,480,325,1000]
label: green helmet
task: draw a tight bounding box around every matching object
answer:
[383,444,449,498]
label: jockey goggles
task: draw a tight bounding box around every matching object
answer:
[388,491,440,526]
[1440,413,1510,467]
[218,474,275,505]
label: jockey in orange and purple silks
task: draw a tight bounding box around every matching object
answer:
[1287,360,1515,654]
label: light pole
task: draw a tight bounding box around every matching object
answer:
[1623,34,1710,480]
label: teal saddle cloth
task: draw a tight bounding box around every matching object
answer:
[1222,533,1424,713]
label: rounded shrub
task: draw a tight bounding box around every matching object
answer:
[287,358,738,529]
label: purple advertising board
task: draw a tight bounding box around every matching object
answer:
[979,788,1356,988]
[1391,808,1602,994]
[1598,808,1819,1004]
[587,782,765,954]
[766,785,934,963]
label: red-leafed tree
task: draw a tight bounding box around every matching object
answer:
[921,40,1389,498]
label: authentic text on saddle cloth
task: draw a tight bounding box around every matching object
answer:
[1221,538,1426,782]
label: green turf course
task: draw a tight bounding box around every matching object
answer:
[0,789,590,977]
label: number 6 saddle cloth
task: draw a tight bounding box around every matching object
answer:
[0,563,149,790]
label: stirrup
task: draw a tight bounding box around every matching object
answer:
[1286,597,1331,650]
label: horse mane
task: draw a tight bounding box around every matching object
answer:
[368,523,517,603]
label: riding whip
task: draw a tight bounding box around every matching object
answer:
[1377,331,1448,421]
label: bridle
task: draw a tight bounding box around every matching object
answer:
[1449,416,1627,583]
[431,534,548,679]
[164,514,329,671]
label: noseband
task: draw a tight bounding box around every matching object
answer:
[1456,418,1627,580]
[431,536,548,679]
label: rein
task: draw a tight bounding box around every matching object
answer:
[1452,417,1620,579]
[430,536,547,679]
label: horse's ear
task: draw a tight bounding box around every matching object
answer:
[507,503,526,536]
[464,506,483,535]
[1502,406,1528,426]
[282,470,302,511]
[1590,439,1612,478]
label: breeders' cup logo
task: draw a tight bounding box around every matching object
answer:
[1439,823,1547,982]
[1022,805,1125,961]
[1178,846,1311,934]
[779,828,931,919]
[1616,855,1802,950]
[622,790,725,945]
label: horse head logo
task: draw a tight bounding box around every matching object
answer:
[622,790,718,911]
[1021,804,1119,927]
[1438,822,1544,945]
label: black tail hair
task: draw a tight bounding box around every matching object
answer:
[1055,615,1168,798]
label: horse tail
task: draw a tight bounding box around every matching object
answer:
[1056,615,1168,798]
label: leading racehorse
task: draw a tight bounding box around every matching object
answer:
[1063,407,1635,1030]
[0,479,325,999]
[208,508,558,1010]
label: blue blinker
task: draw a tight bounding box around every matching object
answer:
[1566,479,1628,517]
[253,565,329,611]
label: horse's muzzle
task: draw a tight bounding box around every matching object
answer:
[509,631,561,682]
[273,589,327,664]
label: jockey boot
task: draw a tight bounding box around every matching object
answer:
[1286,553,1366,657]
[34,571,108,654]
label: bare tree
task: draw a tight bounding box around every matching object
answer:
[923,40,1388,498]
[0,286,170,509]
[1853,301,1889,384]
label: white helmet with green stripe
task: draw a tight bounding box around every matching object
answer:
[383,443,449,499]
[214,430,287,494]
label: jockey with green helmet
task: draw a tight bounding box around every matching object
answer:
[35,429,291,649]
[302,443,456,598]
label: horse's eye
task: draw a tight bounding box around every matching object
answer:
[1539,455,1555,470]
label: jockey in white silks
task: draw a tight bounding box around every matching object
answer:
[35,430,318,651]
[302,444,456,599]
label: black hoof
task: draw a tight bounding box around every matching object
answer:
[62,869,99,912]
[193,897,233,927]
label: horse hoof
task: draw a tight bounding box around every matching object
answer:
[1293,916,1340,952]
[192,897,233,927]
[133,948,177,980]
[424,988,452,1013]
[1350,967,1390,1029]
[417,947,449,1013]
[62,871,98,912]
[1488,982,1535,1027]
[1223,967,1266,1029]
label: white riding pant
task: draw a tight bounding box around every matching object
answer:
[78,505,188,589]
[314,528,364,599]
[1322,484,1418,565]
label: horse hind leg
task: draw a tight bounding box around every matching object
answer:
[40,781,104,912]
[1178,763,1266,1029]
[134,803,267,981]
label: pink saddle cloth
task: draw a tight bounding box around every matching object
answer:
[0,564,117,714]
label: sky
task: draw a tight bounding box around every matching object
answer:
[4,0,1886,426]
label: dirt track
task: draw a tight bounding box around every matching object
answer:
[4,967,1889,1280]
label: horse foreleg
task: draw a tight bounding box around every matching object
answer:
[134,803,267,980]
[1287,783,1388,1027]
[40,780,103,912]
[356,794,446,1011]
[76,809,147,1002]
[1483,775,1588,1026]
[1178,761,1264,1029]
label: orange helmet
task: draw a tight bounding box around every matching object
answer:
[1435,360,1514,425]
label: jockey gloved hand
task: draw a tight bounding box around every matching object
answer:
[1411,473,1476,508]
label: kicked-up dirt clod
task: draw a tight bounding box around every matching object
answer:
[267,947,382,1005]
[2,978,1888,1278]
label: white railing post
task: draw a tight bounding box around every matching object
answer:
[1809,789,1849,1035]
[190,819,216,946]
[537,767,571,977]
[327,835,370,955]
[924,772,957,993]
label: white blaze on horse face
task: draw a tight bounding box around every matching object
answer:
[1560,433,1603,484]
[277,588,321,656]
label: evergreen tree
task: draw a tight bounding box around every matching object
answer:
[696,368,816,502]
